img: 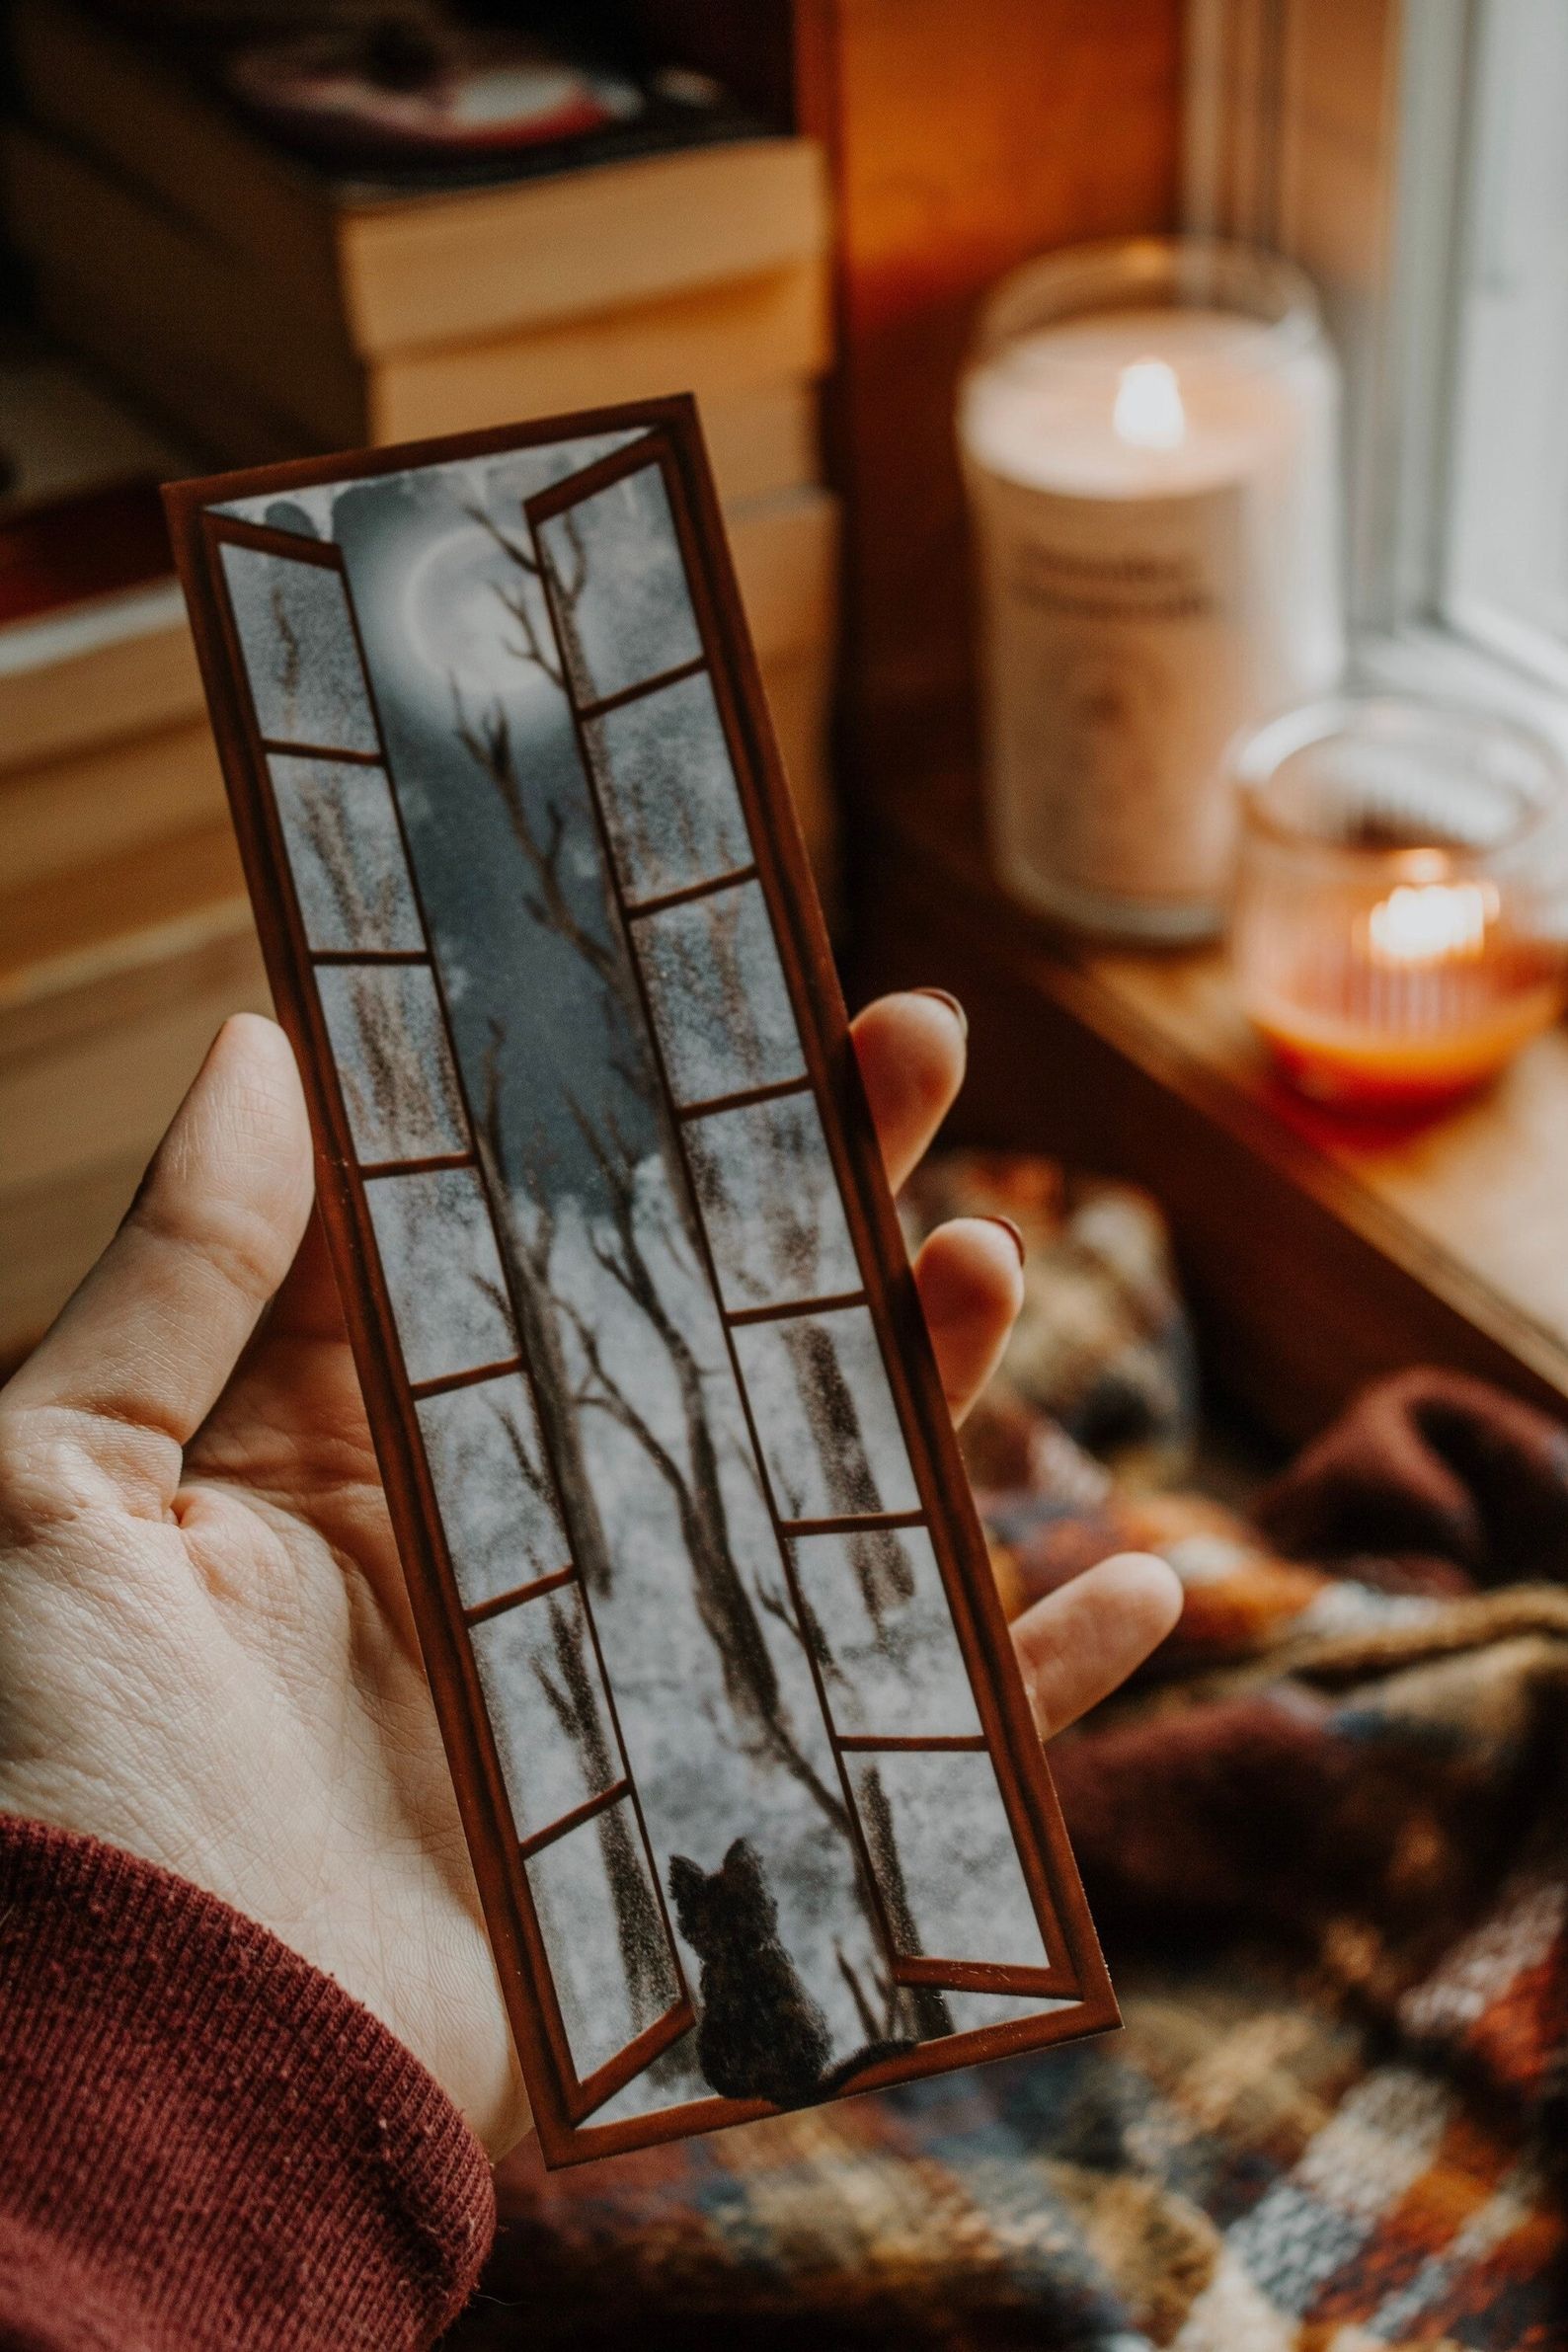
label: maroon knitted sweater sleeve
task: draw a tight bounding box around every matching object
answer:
[0,1816,496,2352]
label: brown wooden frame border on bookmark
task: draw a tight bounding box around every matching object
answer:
[166,397,1117,2168]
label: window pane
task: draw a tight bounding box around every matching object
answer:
[220,545,378,752]
[525,1798,683,2081]
[733,1304,919,1522]
[789,1529,980,1738]
[317,965,469,1165]
[469,1586,620,1842]
[584,668,750,902]
[634,878,804,1107]
[685,1091,859,1311]
[848,1751,1049,1969]
[364,1167,514,1386]
[270,755,425,954]
[416,1372,569,1610]
[1445,0,1568,660]
[538,463,701,704]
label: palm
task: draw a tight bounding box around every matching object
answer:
[179,1225,523,2141]
[0,1001,1178,2156]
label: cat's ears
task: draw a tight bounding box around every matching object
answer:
[722,1838,766,1896]
[668,1840,768,1929]
[667,1852,705,1926]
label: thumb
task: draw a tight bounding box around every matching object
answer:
[4,1015,314,1510]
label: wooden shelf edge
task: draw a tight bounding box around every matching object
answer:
[859,826,1568,1440]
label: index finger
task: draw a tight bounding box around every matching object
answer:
[850,989,968,1193]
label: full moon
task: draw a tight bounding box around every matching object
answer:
[400,520,551,698]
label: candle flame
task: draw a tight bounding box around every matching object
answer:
[1112,357,1186,451]
[1367,880,1497,967]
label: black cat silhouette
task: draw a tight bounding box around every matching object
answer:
[668,1839,912,2107]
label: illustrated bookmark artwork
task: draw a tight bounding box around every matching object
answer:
[166,399,1116,2166]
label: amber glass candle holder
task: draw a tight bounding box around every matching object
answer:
[1230,695,1568,1114]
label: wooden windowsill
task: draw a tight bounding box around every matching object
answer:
[859,813,1568,1441]
[1084,939,1568,1382]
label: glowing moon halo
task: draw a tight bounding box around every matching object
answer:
[400,519,552,699]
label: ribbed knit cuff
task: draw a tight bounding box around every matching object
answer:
[0,1815,495,2352]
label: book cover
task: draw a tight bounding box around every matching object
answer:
[75,2,777,201]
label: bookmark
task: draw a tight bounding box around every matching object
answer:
[167,398,1114,2164]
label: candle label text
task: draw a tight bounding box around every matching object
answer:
[977,478,1249,909]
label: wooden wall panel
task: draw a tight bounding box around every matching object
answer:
[797,0,1185,851]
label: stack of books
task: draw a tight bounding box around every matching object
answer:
[0,349,261,1364]
[4,6,829,454]
[1,1,839,861]
[0,7,842,1365]
[0,9,846,1364]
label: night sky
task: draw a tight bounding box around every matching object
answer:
[230,433,654,1221]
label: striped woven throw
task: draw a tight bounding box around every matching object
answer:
[455,1165,1567,2350]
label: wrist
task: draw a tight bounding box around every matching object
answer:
[0,1813,495,2351]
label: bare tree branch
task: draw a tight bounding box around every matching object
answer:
[452,684,635,1016]
[835,1946,883,2044]
[496,586,566,690]
[858,1764,954,2042]
[556,1284,849,1837]
[555,1289,691,1508]
[459,566,859,1848]
[530,1598,669,2029]
[474,1016,617,1599]
[463,502,539,577]
[464,499,588,682]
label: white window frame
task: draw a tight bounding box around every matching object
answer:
[1184,0,1568,750]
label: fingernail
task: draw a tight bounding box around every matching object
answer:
[983,1214,1027,1268]
[911,986,968,1040]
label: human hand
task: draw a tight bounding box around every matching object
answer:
[0,994,1179,2158]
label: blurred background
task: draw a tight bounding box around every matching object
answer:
[10,1,1568,1428]
[0,0,842,1363]
[2,5,1567,2344]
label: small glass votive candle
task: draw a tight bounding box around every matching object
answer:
[1230,696,1568,1114]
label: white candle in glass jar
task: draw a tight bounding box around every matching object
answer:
[959,244,1345,940]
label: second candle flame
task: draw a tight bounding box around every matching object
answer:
[1113,357,1187,451]
[1367,880,1498,967]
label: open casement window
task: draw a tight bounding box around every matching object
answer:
[527,439,1077,2004]
[204,514,696,2127]
[173,400,1114,2166]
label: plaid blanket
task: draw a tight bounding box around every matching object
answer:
[453,1159,1568,2350]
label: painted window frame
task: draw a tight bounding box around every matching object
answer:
[529,434,1077,2004]
[166,399,1118,2167]
[201,510,699,2134]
